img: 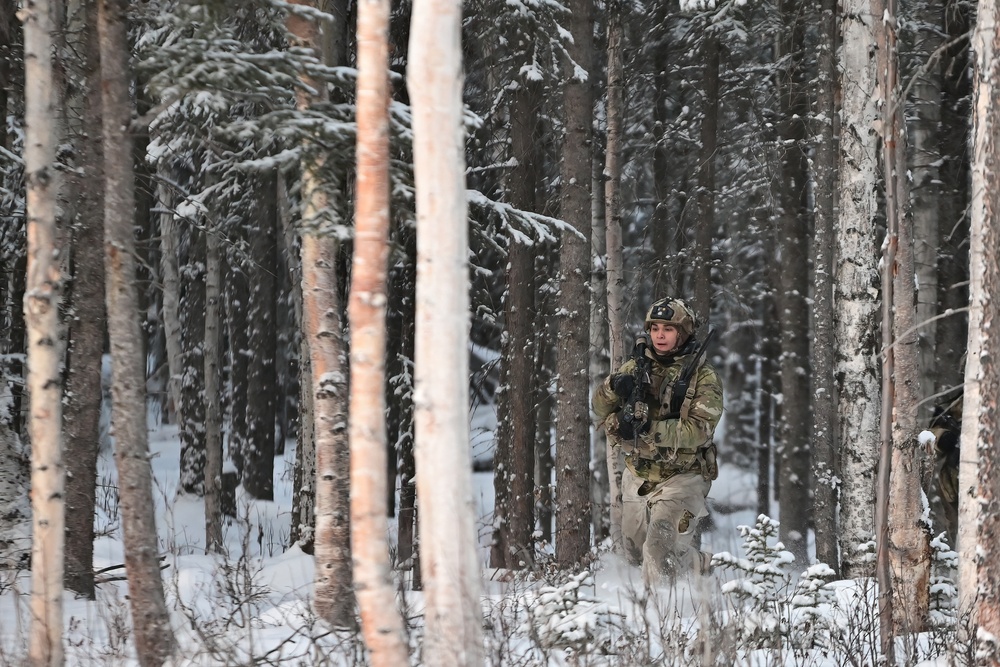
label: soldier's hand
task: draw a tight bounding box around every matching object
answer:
[617,417,650,441]
[611,373,635,398]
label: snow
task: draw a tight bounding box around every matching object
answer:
[0,402,967,665]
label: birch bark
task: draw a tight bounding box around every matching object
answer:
[350,0,409,659]
[835,0,881,581]
[409,0,485,657]
[23,0,65,661]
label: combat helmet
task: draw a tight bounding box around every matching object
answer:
[644,297,698,343]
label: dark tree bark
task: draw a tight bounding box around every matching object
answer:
[692,29,718,318]
[388,230,417,573]
[243,175,278,501]
[226,237,251,481]
[491,78,540,570]
[178,225,206,495]
[63,0,105,600]
[810,0,839,574]
[774,0,811,564]
[553,0,594,568]
[937,4,972,395]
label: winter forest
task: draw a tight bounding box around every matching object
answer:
[2,0,1000,664]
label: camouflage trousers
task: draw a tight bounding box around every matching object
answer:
[621,466,712,582]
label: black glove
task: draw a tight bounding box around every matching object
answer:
[611,373,636,398]
[617,416,650,440]
[937,430,959,453]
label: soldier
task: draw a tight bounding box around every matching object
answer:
[592,297,723,581]
[925,391,962,545]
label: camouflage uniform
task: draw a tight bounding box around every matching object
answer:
[927,394,962,544]
[592,298,723,581]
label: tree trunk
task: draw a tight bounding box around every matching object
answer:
[23,0,65,660]
[178,224,206,495]
[602,6,625,552]
[284,0,356,627]
[157,177,183,424]
[960,3,1000,643]
[280,170,316,551]
[63,0,105,601]
[553,0,594,568]
[909,2,944,427]
[225,236,250,481]
[835,0,881,581]
[877,0,931,637]
[491,78,540,570]
[204,221,224,552]
[809,0,838,574]
[936,6,972,397]
[967,0,1000,646]
[693,28,718,319]
[350,0,409,658]
[774,0,811,565]
[98,0,177,663]
[243,175,278,501]
[409,0,486,657]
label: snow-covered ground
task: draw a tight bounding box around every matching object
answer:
[0,404,961,665]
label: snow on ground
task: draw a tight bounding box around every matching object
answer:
[0,403,960,665]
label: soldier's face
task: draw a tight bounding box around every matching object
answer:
[649,322,680,354]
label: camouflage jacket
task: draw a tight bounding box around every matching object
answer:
[592,348,723,482]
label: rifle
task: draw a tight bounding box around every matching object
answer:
[620,332,653,436]
[665,327,716,418]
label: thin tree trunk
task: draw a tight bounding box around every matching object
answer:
[967,0,1000,646]
[204,222,223,552]
[98,0,177,663]
[553,0,594,568]
[178,225,206,495]
[878,0,930,637]
[960,2,1000,642]
[409,0,485,657]
[285,0,356,627]
[350,0,409,658]
[157,177,183,423]
[693,28,717,319]
[836,0,881,581]
[810,0,838,574]
[937,6,972,397]
[280,170,316,551]
[775,0,811,565]
[63,0,105,600]
[244,175,278,501]
[23,0,65,660]
[492,78,540,570]
[909,3,944,428]
[602,5,625,552]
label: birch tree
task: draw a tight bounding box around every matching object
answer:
[23,0,65,661]
[835,0,881,581]
[284,0,355,626]
[350,0,409,659]
[410,0,485,657]
[603,1,625,552]
[98,0,177,663]
[960,1,1000,644]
